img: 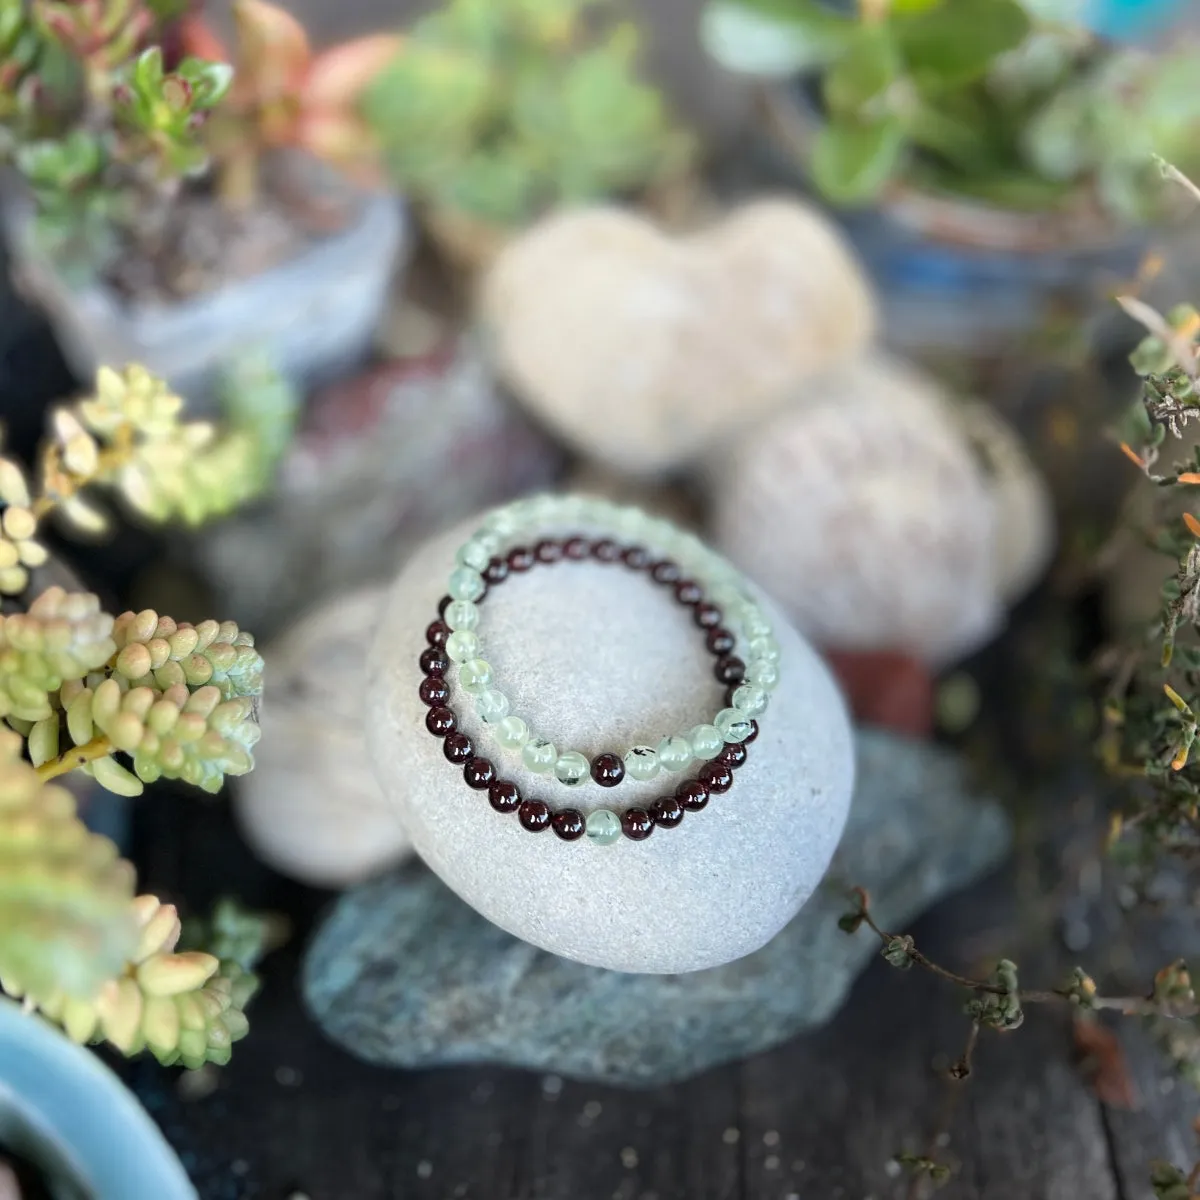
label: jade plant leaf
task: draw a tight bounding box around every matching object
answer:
[700,0,854,77]
[894,0,1031,85]
[823,25,901,118]
[810,114,904,204]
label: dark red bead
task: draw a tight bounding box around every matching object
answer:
[426,620,450,648]
[519,799,552,832]
[694,602,722,629]
[698,761,734,794]
[716,742,748,770]
[489,780,522,813]
[590,753,625,787]
[437,595,453,618]
[464,757,496,790]
[444,732,473,764]
[724,685,739,708]
[706,627,736,656]
[651,795,684,828]
[507,545,535,572]
[420,647,450,676]
[552,808,586,840]
[651,559,681,585]
[743,720,760,745]
[563,536,590,560]
[674,580,702,606]
[418,675,450,707]
[714,655,745,685]
[621,545,650,570]
[621,807,654,840]
[676,780,709,811]
[591,538,620,562]
[425,706,456,737]
[535,538,563,564]
[484,556,509,584]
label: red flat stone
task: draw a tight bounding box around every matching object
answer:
[822,649,934,739]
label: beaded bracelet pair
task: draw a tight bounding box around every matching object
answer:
[416,495,777,843]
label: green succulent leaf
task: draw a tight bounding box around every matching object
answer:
[700,0,853,77]
[823,25,901,118]
[894,0,1031,86]
[810,113,904,204]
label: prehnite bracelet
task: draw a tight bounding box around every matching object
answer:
[433,495,779,788]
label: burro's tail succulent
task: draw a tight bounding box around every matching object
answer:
[0,361,275,1066]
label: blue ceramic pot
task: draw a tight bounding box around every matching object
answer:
[0,999,195,1200]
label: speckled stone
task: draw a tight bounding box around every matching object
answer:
[303,729,1010,1087]
[365,512,855,974]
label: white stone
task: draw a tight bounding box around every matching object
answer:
[233,587,412,888]
[710,353,1020,666]
[365,512,854,974]
[480,201,876,477]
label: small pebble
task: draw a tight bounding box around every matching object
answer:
[0,1161,20,1200]
[764,1155,780,1170]
[620,1147,639,1169]
[763,1130,780,1147]
[722,1127,741,1145]
[541,1074,563,1097]
[274,1065,302,1087]
[584,1100,603,1119]
[417,1161,433,1179]
[885,1159,902,1178]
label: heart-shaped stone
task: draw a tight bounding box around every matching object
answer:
[480,200,876,477]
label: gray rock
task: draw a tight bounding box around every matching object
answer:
[303,729,1010,1088]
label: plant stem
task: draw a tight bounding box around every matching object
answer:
[35,737,114,782]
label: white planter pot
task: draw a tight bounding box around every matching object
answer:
[1,181,407,410]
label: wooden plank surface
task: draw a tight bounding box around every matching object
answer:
[127,791,1200,1200]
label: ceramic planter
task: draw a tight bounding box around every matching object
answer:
[756,85,1152,357]
[0,999,195,1199]
[1,177,408,412]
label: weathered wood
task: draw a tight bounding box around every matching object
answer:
[129,787,1164,1200]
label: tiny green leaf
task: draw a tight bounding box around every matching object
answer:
[810,115,904,204]
[131,46,165,95]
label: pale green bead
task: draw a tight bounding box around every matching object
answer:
[732,684,768,717]
[656,735,692,772]
[496,714,529,749]
[522,737,557,773]
[716,707,754,743]
[748,635,780,663]
[456,535,495,572]
[445,630,480,662]
[746,660,780,692]
[742,609,772,639]
[483,506,522,537]
[688,723,725,759]
[458,658,493,694]
[554,750,589,787]
[444,600,480,633]
[624,745,659,782]
[475,688,511,723]
[448,566,485,603]
[586,808,622,845]
[579,495,615,523]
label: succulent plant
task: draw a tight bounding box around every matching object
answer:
[359,0,693,227]
[177,0,402,203]
[0,360,270,1066]
[701,0,1200,222]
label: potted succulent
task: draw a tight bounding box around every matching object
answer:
[358,0,695,274]
[700,0,1200,354]
[0,0,405,407]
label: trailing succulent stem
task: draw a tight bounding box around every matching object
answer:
[0,361,270,1066]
